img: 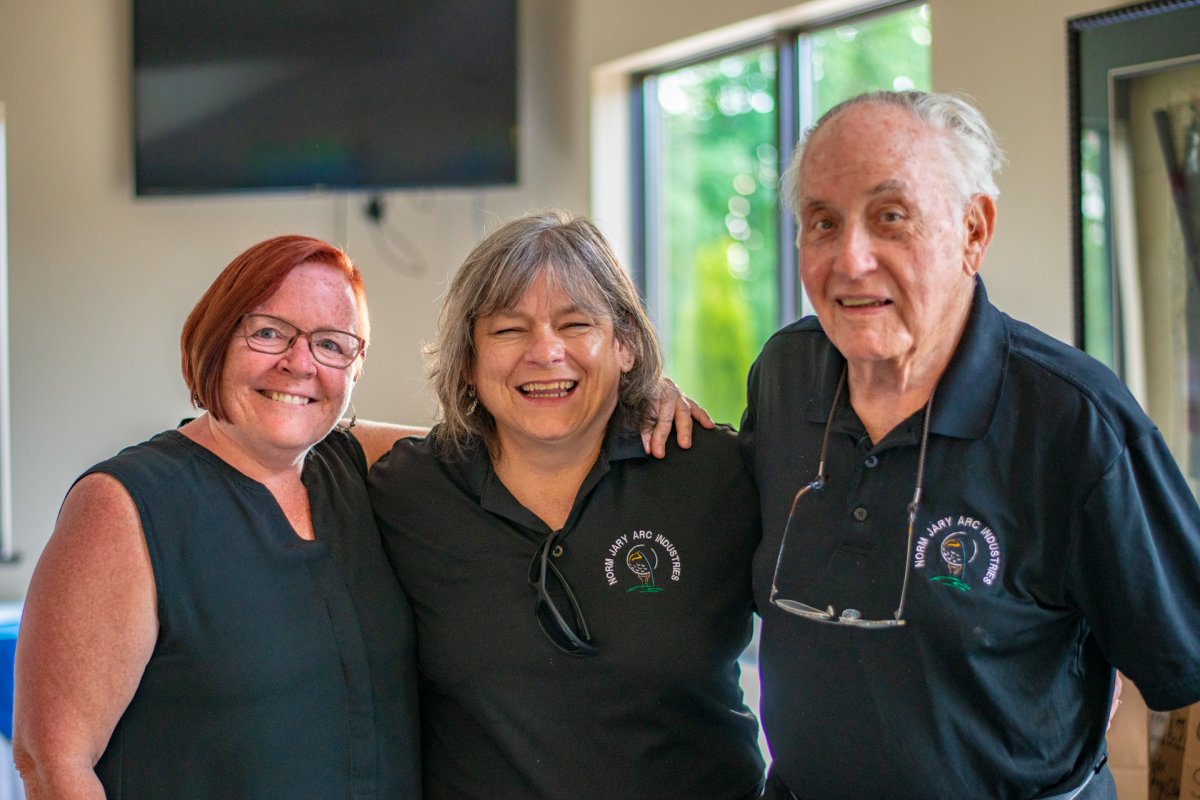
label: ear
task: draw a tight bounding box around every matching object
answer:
[616,337,636,374]
[350,355,365,383]
[961,194,996,277]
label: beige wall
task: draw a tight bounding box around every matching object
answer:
[0,0,1120,596]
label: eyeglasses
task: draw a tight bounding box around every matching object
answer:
[527,530,597,656]
[768,367,935,629]
[240,313,365,369]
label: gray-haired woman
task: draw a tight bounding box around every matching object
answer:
[370,210,765,800]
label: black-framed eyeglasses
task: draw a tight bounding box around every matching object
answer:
[527,530,597,656]
[240,313,365,369]
[768,367,936,629]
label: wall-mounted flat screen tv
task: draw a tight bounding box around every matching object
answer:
[133,0,518,195]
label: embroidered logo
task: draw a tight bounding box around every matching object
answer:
[912,514,1002,591]
[603,530,681,593]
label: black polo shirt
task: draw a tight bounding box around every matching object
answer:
[370,425,764,800]
[740,280,1200,799]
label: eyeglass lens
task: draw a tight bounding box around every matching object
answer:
[242,313,363,368]
[527,532,597,656]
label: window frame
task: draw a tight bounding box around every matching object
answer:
[630,0,927,334]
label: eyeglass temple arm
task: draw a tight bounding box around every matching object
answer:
[770,370,845,603]
[894,386,937,622]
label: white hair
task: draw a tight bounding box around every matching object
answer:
[781,90,1005,214]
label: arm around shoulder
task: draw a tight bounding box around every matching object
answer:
[349,420,430,467]
[13,473,158,800]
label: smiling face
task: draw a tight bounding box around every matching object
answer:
[213,261,363,468]
[796,102,993,381]
[470,271,634,460]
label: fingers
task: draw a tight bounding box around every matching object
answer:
[1106,673,1124,731]
[687,396,715,430]
[642,387,681,458]
[640,378,715,458]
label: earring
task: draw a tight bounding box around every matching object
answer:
[346,403,358,429]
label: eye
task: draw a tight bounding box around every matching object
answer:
[248,323,286,342]
[312,335,348,356]
[802,209,837,233]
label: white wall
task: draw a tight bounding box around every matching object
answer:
[0,0,1121,596]
[0,0,583,597]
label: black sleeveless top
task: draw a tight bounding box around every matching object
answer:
[88,428,419,799]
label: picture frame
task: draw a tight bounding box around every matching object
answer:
[1069,0,1200,488]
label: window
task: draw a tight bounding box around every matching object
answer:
[637,3,932,425]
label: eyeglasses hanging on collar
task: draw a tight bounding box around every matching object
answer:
[768,367,936,629]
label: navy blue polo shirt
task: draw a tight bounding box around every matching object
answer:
[370,424,764,800]
[741,280,1200,799]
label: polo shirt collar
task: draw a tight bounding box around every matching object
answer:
[803,277,1005,441]
[463,424,648,532]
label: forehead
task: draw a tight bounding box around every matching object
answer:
[483,267,608,317]
[800,103,952,201]
[258,261,360,326]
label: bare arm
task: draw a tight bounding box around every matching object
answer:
[641,378,716,459]
[348,420,430,467]
[13,474,158,800]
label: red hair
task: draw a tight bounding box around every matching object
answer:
[180,235,369,422]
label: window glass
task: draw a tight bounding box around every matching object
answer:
[641,3,931,427]
[648,47,779,426]
[808,5,932,121]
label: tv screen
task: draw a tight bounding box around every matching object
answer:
[133,0,518,195]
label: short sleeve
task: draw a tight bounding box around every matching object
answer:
[1069,429,1200,710]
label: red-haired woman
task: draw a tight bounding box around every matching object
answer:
[12,236,424,799]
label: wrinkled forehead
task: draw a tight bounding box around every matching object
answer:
[800,106,955,199]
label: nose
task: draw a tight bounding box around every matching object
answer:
[278,333,318,375]
[835,221,876,279]
[525,324,565,366]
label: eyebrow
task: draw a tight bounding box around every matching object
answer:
[801,178,908,212]
[487,302,585,318]
[870,179,906,195]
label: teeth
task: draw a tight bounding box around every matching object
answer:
[520,380,576,398]
[840,298,888,308]
[262,390,310,405]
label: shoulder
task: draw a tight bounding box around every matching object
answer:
[85,429,195,494]
[369,429,468,503]
[372,430,442,473]
[748,316,833,391]
[644,424,754,490]
[312,426,369,475]
[756,316,825,359]
[349,420,431,467]
[1001,313,1154,445]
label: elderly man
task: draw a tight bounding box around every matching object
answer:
[740,90,1200,799]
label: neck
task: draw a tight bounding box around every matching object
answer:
[847,302,969,444]
[181,415,307,484]
[491,431,606,531]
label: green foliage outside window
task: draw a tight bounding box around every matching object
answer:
[653,48,779,427]
[648,4,931,427]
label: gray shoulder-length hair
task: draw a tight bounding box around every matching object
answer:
[426,210,663,459]
[781,89,1006,214]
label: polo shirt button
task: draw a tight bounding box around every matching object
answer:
[864,455,879,468]
[852,506,868,522]
[551,544,564,558]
